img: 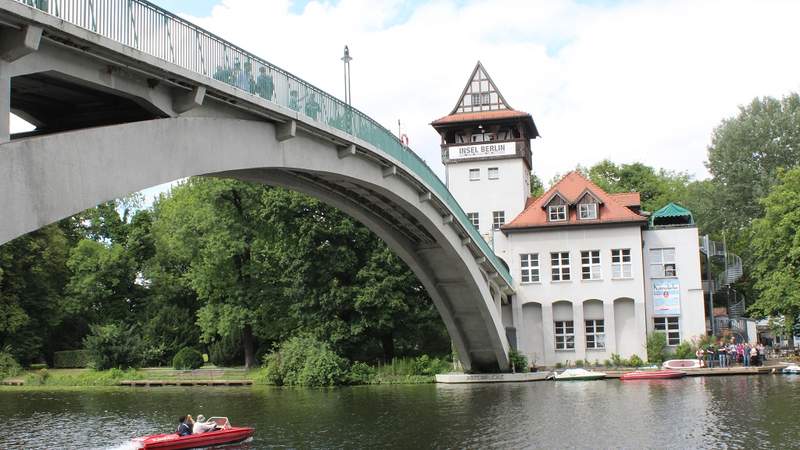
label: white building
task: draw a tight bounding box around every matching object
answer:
[433,62,707,366]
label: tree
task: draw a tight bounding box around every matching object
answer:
[706,93,800,233]
[0,224,72,364]
[530,172,544,198]
[586,160,691,213]
[749,167,800,346]
[152,178,292,368]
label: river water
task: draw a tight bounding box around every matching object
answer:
[1,375,798,449]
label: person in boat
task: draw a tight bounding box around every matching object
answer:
[176,415,193,436]
[193,414,218,434]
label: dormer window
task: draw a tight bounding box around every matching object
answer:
[579,203,598,220]
[549,205,567,221]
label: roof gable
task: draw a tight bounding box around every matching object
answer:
[502,171,647,231]
[450,61,513,115]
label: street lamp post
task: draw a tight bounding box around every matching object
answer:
[341,45,352,106]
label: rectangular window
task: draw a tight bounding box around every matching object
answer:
[581,250,602,280]
[520,253,539,283]
[469,168,480,181]
[585,319,605,349]
[492,211,505,230]
[654,317,680,345]
[481,92,491,105]
[650,248,677,277]
[551,252,570,281]
[471,93,481,106]
[555,321,575,350]
[488,167,499,180]
[548,205,567,222]
[579,203,598,220]
[611,249,632,279]
[467,212,479,230]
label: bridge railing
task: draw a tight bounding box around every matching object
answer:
[13,0,513,286]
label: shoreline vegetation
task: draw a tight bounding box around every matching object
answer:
[0,354,454,388]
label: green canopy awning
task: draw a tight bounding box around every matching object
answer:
[650,202,694,227]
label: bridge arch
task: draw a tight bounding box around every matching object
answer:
[0,116,511,372]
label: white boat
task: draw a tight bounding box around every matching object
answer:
[662,359,702,370]
[553,368,606,381]
[782,364,800,374]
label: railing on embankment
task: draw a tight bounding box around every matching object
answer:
[11,0,513,286]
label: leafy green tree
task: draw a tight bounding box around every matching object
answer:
[530,172,544,198]
[152,178,289,368]
[706,94,800,233]
[65,239,143,324]
[0,225,72,364]
[586,160,691,213]
[749,167,800,345]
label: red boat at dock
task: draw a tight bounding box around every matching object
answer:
[133,417,254,450]
[619,370,686,381]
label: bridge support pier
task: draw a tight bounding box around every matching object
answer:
[0,23,43,143]
[0,60,8,143]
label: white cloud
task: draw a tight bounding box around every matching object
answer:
[15,0,800,185]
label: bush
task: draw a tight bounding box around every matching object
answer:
[629,354,644,367]
[172,347,204,370]
[575,359,584,368]
[508,349,528,373]
[26,368,50,385]
[554,362,563,369]
[209,331,244,367]
[54,350,91,368]
[0,349,21,380]
[261,335,349,387]
[348,362,376,385]
[604,359,612,368]
[647,332,667,365]
[83,323,143,370]
[611,353,623,368]
[674,341,695,359]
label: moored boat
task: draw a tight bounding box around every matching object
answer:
[662,359,702,370]
[782,364,800,374]
[553,368,606,381]
[133,417,254,450]
[619,369,686,381]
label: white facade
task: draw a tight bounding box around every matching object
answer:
[642,227,707,348]
[446,157,529,251]
[506,225,648,366]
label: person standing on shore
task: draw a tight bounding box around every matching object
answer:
[696,347,705,367]
[750,345,758,366]
[718,344,727,368]
[743,343,751,367]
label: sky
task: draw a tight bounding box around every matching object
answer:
[12,0,800,193]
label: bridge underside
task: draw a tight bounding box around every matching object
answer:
[0,117,510,372]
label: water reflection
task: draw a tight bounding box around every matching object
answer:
[0,376,798,449]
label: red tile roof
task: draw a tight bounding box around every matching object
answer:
[502,171,647,231]
[609,192,641,207]
[430,109,532,126]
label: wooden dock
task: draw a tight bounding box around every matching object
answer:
[603,366,779,379]
[1,380,24,386]
[119,380,253,387]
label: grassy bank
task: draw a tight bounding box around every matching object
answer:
[2,357,457,387]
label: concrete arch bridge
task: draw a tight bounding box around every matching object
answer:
[0,0,515,371]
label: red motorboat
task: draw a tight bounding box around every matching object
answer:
[619,369,686,381]
[133,417,254,450]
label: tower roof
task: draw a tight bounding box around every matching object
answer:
[430,61,538,137]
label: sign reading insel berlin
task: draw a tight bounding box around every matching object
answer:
[652,278,680,316]
[448,142,514,160]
